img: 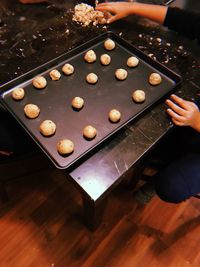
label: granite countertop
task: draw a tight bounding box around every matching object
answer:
[1,0,200,201]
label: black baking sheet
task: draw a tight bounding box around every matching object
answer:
[0,31,182,169]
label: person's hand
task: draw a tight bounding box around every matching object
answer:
[166,94,200,132]
[95,2,134,23]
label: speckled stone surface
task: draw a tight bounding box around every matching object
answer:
[1,0,200,201]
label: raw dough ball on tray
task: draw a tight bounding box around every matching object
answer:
[100,54,111,65]
[127,56,139,67]
[83,125,97,139]
[104,38,115,51]
[84,50,97,63]
[149,72,162,85]
[115,68,128,80]
[62,63,74,75]
[12,87,25,100]
[32,76,47,89]
[49,69,61,81]
[24,104,40,119]
[86,73,98,84]
[57,139,74,155]
[40,120,56,136]
[109,109,121,122]
[132,90,145,103]
[71,97,84,110]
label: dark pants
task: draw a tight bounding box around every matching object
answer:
[154,127,200,203]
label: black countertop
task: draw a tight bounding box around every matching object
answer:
[1,0,200,201]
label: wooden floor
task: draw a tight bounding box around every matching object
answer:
[1,154,200,267]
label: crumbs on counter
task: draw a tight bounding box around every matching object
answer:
[137,33,189,65]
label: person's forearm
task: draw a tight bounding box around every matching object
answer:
[129,3,168,24]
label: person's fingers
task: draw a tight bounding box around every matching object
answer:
[165,99,186,116]
[96,2,115,7]
[166,108,184,122]
[96,6,116,16]
[170,94,190,110]
[96,3,114,11]
[96,3,110,8]
[104,11,112,20]
[171,118,184,126]
[107,15,119,23]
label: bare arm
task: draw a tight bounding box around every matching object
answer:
[96,2,168,24]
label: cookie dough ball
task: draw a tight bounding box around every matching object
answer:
[86,73,98,84]
[24,104,40,119]
[57,139,74,155]
[84,50,96,63]
[100,54,111,65]
[12,87,25,100]
[39,120,56,136]
[132,90,145,103]
[71,97,84,110]
[149,72,162,85]
[62,63,74,75]
[127,56,139,68]
[104,38,115,50]
[49,69,61,81]
[115,68,128,80]
[83,125,97,139]
[109,109,121,123]
[32,76,47,89]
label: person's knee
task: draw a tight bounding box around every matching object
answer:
[154,154,200,204]
[155,172,189,204]
[155,183,185,204]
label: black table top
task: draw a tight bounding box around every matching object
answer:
[1,0,200,201]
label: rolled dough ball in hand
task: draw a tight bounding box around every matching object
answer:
[49,69,61,80]
[86,73,98,84]
[83,125,97,139]
[39,120,56,136]
[84,50,97,63]
[109,109,121,122]
[62,63,74,75]
[127,56,139,67]
[57,139,74,155]
[71,97,84,110]
[12,87,25,100]
[104,38,115,50]
[100,54,111,65]
[115,68,128,80]
[33,76,47,89]
[24,104,40,119]
[132,90,145,103]
[149,72,162,85]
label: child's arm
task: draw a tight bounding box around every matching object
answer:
[96,2,168,24]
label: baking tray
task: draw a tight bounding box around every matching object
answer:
[0,31,182,169]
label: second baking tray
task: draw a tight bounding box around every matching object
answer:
[0,31,182,169]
